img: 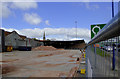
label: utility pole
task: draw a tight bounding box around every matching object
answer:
[43,31,46,40]
[75,21,77,39]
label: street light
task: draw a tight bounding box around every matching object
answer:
[75,21,77,39]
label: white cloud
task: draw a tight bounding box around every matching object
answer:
[10,2,37,10]
[2,27,20,34]
[0,0,38,18]
[1,0,119,2]
[2,27,90,43]
[0,3,11,18]
[45,20,50,26]
[2,0,37,2]
[24,13,42,25]
[85,3,99,10]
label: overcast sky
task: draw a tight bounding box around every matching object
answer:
[0,0,119,42]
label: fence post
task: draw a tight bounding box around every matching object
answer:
[85,48,88,77]
[112,44,115,70]
[94,44,96,68]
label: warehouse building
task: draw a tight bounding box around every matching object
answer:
[5,31,28,49]
[4,30,43,50]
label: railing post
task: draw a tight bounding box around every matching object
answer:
[112,44,115,70]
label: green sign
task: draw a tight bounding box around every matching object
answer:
[91,24,106,39]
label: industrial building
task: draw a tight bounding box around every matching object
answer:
[5,31,28,49]
[0,29,44,52]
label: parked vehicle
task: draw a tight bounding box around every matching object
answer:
[18,46,31,51]
[100,46,103,49]
[105,46,113,52]
[5,46,13,52]
[103,46,107,50]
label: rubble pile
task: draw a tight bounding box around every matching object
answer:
[32,46,57,51]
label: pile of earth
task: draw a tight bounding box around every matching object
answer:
[32,46,57,51]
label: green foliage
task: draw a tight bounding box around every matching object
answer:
[32,38,38,41]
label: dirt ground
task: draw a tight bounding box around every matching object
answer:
[1,50,82,77]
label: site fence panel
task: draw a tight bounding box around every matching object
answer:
[86,5,120,77]
[87,37,120,77]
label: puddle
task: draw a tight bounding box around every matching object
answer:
[0,62,8,65]
[45,61,67,64]
[72,55,80,58]
[4,54,15,56]
[67,62,76,64]
[80,61,85,64]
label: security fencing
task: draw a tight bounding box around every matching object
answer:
[86,11,120,77]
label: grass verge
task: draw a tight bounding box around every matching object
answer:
[91,47,110,57]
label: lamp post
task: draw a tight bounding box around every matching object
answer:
[75,21,77,39]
